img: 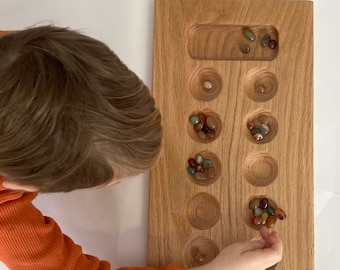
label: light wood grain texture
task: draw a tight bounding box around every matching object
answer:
[148,0,313,269]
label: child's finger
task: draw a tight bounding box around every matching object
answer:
[259,226,272,248]
[239,239,266,253]
[259,226,270,240]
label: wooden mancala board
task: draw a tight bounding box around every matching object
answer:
[148,0,313,269]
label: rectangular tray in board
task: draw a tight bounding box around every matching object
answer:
[148,0,313,269]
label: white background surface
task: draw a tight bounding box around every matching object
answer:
[0,0,337,269]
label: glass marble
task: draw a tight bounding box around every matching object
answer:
[259,116,269,124]
[252,216,262,226]
[240,44,250,54]
[261,212,269,224]
[202,159,212,169]
[249,198,261,209]
[206,129,216,139]
[188,158,198,168]
[202,81,213,90]
[254,208,263,216]
[243,28,256,41]
[268,39,278,49]
[194,172,208,181]
[259,198,269,209]
[275,208,287,220]
[247,122,255,130]
[189,115,200,125]
[198,112,207,124]
[205,167,216,178]
[194,123,203,132]
[261,34,270,47]
[195,154,204,164]
[260,123,270,135]
[266,216,277,228]
[266,205,275,216]
[253,133,264,141]
[196,165,204,173]
[187,166,196,175]
[197,131,206,140]
[256,84,266,94]
[206,116,217,129]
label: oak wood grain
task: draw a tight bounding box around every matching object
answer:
[148,0,313,269]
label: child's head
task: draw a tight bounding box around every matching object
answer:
[0,25,162,192]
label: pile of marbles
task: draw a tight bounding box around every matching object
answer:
[189,112,218,141]
[187,153,216,181]
[249,197,286,228]
[246,115,271,141]
[240,27,278,54]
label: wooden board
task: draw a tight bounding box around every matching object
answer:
[148,0,313,269]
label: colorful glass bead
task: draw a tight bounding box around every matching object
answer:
[198,112,207,124]
[275,208,287,220]
[187,166,196,175]
[202,159,212,169]
[201,125,210,133]
[261,34,271,47]
[194,123,203,132]
[253,133,264,141]
[259,116,269,124]
[195,154,204,164]
[194,172,208,181]
[205,167,216,178]
[243,27,256,41]
[249,198,261,209]
[260,123,270,135]
[259,198,269,209]
[194,254,204,263]
[247,122,255,130]
[206,116,217,129]
[196,165,204,173]
[256,84,266,94]
[266,215,277,228]
[189,115,200,125]
[206,129,216,139]
[254,208,263,216]
[202,81,213,90]
[252,216,262,226]
[261,212,269,224]
[188,158,198,168]
[240,44,250,54]
[268,39,278,49]
[266,205,275,216]
[250,127,261,135]
[197,131,206,140]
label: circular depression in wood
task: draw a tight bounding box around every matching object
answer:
[244,195,279,230]
[244,110,278,144]
[186,193,221,230]
[244,68,278,102]
[189,67,222,101]
[188,110,222,143]
[186,151,221,186]
[184,237,219,267]
[244,152,278,187]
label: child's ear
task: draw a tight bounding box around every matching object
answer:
[2,180,39,192]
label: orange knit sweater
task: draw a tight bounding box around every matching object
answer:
[0,180,186,270]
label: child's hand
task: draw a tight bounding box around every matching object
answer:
[190,226,283,270]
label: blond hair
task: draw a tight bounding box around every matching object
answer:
[0,26,162,192]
